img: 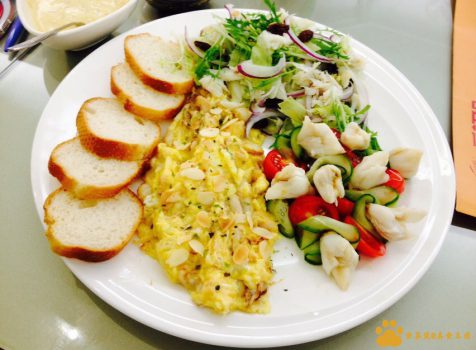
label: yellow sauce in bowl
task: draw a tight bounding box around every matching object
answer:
[28,0,130,32]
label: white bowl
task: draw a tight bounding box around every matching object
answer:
[16,0,138,51]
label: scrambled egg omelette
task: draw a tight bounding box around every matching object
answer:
[138,90,279,314]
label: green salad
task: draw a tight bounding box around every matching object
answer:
[184,1,426,291]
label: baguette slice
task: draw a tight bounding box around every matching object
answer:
[111,63,186,121]
[124,33,194,94]
[48,137,142,199]
[44,187,143,262]
[77,97,161,161]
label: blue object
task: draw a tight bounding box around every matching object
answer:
[4,17,25,52]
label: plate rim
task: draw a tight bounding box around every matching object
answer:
[30,8,456,348]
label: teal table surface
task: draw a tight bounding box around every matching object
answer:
[1,1,475,349]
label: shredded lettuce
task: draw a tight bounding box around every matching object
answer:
[229,48,249,67]
[251,45,272,66]
[278,99,307,126]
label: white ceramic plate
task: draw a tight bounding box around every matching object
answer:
[31,9,455,348]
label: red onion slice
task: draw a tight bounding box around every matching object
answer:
[314,32,339,43]
[287,89,306,98]
[257,99,266,108]
[285,16,333,63]
[237,54,286,79]
[251,102,266,115]
[313,32,332,41]
[184,26,204,58]
[246,110,285,137]
[340,84,354,101]
[185,27,224,66]
[224,4,234,18]
[329,34,339,43]
[260,83,282,101]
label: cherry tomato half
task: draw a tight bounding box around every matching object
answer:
[263,150,292,181]
[289,195,339,225]
[336,197,355,218]
[385,168,405,193]
[344,216,386,257]
[345,148,362,167]
[331,129,362,167]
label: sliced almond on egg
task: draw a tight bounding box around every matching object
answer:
[259,240,272,259]
[195,95,211,112]
[196,211,211,228]
[233,107,252,121]
[219,217,235,231]
[253,227,275,240]
[258,216,279,232]
[180,168,205,181]
[166,248,189,267]
[246,211,254,229]
[160,190,182,204]
[197,191,214,205]
[233,244,249,265]
[165,192,182,203]
[212,175,227,192]
[234,213,246,224]
[189,239,204,255]
[177,235,192,245]
[220,118,238,131]
[243,141,264,155]
[173,140,191,150]
[199,127,220,138]
[137,183,151,200]
[180,161,197,170]
[210,108,223,115]
[160,168,173,183]
[229,194,243,214]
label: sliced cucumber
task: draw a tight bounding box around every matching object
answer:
[266,200,294,238]
[305,254,322,265]
[345,186,399,206]
[262,117,284,136]
[306,154,353,184]
[298,215,359,243]
[295,229,319,249]
[273,134,294,159]
[274,134,291,150]
[290,127,305,159]
[352,194,384,242]
[279,118,295,136]
[302,240,322,265]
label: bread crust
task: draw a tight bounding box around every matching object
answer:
[43,188,143,262]
[42,33,195,263]
[48,138,142,200]
[111,64,186,122]
[124,34,194,95]
[76,98,161,161]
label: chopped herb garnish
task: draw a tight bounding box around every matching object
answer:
[194,42,224,80]
[264,0,280,22]
[310,37,349,60]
